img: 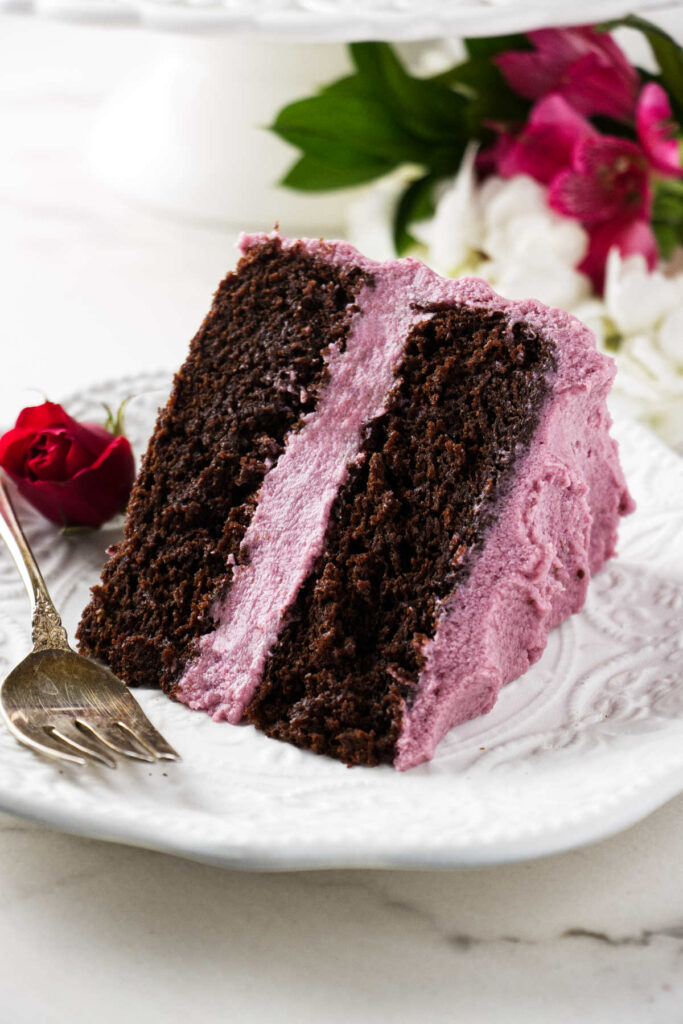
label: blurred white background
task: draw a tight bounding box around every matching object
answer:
[0,16,356,423]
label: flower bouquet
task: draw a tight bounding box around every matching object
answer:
[272,17,683,450]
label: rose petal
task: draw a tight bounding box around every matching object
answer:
[26,430,71,481]
[14,402,111,461]
[0,427,36,477]
[5,435,136,528]
[15,401,70,432]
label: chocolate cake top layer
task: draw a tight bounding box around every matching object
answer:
[76,238,370,688]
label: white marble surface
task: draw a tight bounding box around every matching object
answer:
[2,15,683,1022]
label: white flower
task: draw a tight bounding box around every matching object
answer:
[344,173,404,263]
[484,255,591,310]
[570,299,610,348]
[657,304,683,369]
[412,145,481,274]
[475,175,590,308]
[345,165,683,452]
[481,176,582,261]
[604,250,679,336]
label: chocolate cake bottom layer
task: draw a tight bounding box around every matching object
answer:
[76,239,370,689]
[247,305,556,766]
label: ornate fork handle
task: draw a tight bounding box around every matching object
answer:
[0,474,70,652]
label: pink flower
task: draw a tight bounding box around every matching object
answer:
[548,135,655,292]
[549,136,651,223]
[488,95,657,295]
[579,218,658,292]
[496,27,638,120]
[636,82,683,178]
[497,94,596,184]
[477,30,679,295]
[475,130,516,178]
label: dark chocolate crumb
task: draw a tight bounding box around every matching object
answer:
[77,239,370,691]
[248,306,555,765]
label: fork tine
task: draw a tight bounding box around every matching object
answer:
[120,717,181,762]
[75,719,155,764]
[46,726,117,769]
[8,722,88,766]
[114,721,161,761]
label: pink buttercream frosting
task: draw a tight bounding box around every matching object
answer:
[395,370,632,769]
[175,231,633,768]
[175,238,424,720]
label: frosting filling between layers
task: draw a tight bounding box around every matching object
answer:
[176,233,632,769]
[247,298,559,765]
[76,237,369,691]
[175,254,426,720]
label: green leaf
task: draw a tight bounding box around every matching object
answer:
[321,74,376,100]
[272,42,469,197]
[271,90,425,164]
[443,58,529,129]
[634,65,659,85]
[280,153,394,191]
[422,144,466,177]
[602,329,621,353]
[652,176,683,212]
[652,177,683,259]
[463,33,531,60]
[102,398,130,437]
[653,221,680,260]
[349,42,467,142]
[393,174,437,254]
[601,15,683,122]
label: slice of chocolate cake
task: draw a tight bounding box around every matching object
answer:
[77,232,633,769]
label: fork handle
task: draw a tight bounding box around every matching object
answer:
[0,474,70,652]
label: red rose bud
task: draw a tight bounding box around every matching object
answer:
[0,401,136,528]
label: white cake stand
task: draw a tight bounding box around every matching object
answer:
[5,0,683,233]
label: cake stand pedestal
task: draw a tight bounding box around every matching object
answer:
[4,0,683,234]
[88,34,354,233]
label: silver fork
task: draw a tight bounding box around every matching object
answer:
[0,473,180,768]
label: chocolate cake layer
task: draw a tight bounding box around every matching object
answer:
[77,231,632,771]
[77,239,370,688]
[246,306,556,766]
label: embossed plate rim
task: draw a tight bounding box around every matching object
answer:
[0,371,681,870]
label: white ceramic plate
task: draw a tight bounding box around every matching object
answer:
[0,372,682,870]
